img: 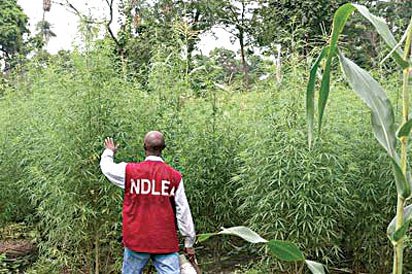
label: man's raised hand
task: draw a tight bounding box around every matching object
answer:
[104,137,118,153]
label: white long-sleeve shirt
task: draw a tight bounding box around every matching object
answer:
[100,149,196,248]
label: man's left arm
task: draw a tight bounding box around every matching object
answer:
[175,179,196,250]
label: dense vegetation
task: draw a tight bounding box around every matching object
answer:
[1,0,411,273]
[0,41,408,273]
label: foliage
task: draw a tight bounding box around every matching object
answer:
[0,0,29,70]
[306,3,411,274]
[233,71,351,267]
[213,0,258,88]
[1,41,138,273]
[209,47,242,83]
[116,0,219,82]
[344,1,412,67]
[252,0,346,54]
[34,20,56,49]
[0,34,409,273]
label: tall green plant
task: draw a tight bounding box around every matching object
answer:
[306,4,411,274]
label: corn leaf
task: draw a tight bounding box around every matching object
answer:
[329,4,357,52]
[306,260,326,274]
[217,226,268,243]
[397,119,412,138]
[381,22,410,66]
[318,3,356,131]
[390,219,411,242]
[307,46,329,147]
[197,233,217,243]
[390,157,412,199]
[352,4,409,69]
[313,3,409,139]
[267,240,305,262]
[338,52,411,197]
[387,205,412,237]
[338,52,397,157]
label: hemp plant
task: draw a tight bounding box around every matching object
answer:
[306,3,411,274]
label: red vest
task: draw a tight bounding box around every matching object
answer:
[123,160,182,253]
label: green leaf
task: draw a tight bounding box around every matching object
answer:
[390,157,412,199]
[352,4,409,69]
[397,119,412,138]
[380,22,410,66]
[329,4,357,52]
[313,3,410,137]
[338,52,397,158]
[197,233,217,243]
[338,52,411,198]
[387,205,412,237]
[390,219,411,242]
[217,226,268,244]
[306,260,326,274]
[318,59,332,132]
[267,240,305,262]
[318,3,356,131]
[307,46,329,147]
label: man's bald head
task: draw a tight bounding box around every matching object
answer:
[144,131,166,156]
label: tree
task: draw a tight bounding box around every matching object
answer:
[126,0,217,69]
[251,0,411,65]
[213,0,258,89]
[344,0,412,67]
[107,0,220,83]
[251,0,346,55]
[209,47,242,84]
[0,0,29,71]
[177,0,220,70]
[35,20,56,49]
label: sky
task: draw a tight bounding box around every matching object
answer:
[17,0,239,55]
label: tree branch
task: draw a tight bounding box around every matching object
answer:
[52,1,103,24]
[227,5,240,25]
[105,0,121,49]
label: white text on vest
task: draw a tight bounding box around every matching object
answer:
[129,179,176,196]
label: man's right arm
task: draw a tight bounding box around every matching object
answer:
[100,148,126,189]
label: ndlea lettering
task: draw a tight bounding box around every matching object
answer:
[129,179,176,196]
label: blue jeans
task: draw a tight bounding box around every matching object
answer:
[122,247,180,274]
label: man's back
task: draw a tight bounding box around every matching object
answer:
[100,134,196,274]
[123,160,182,253]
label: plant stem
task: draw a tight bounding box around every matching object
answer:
[394,196,405,274]
[95,236,99,274]
[393,16,412,274]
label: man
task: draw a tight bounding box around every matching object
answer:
[100,131,196,274]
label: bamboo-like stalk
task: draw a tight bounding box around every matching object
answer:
[393,17,412,274]
[95,236,99,274]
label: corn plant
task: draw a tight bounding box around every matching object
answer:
[307,3,411,274]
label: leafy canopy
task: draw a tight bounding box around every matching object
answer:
[0,0,29,59]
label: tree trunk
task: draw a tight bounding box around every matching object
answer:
[186,10,201,73]
[239,0,249,90]
[239,29,249,90]
[187,38,195,73]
